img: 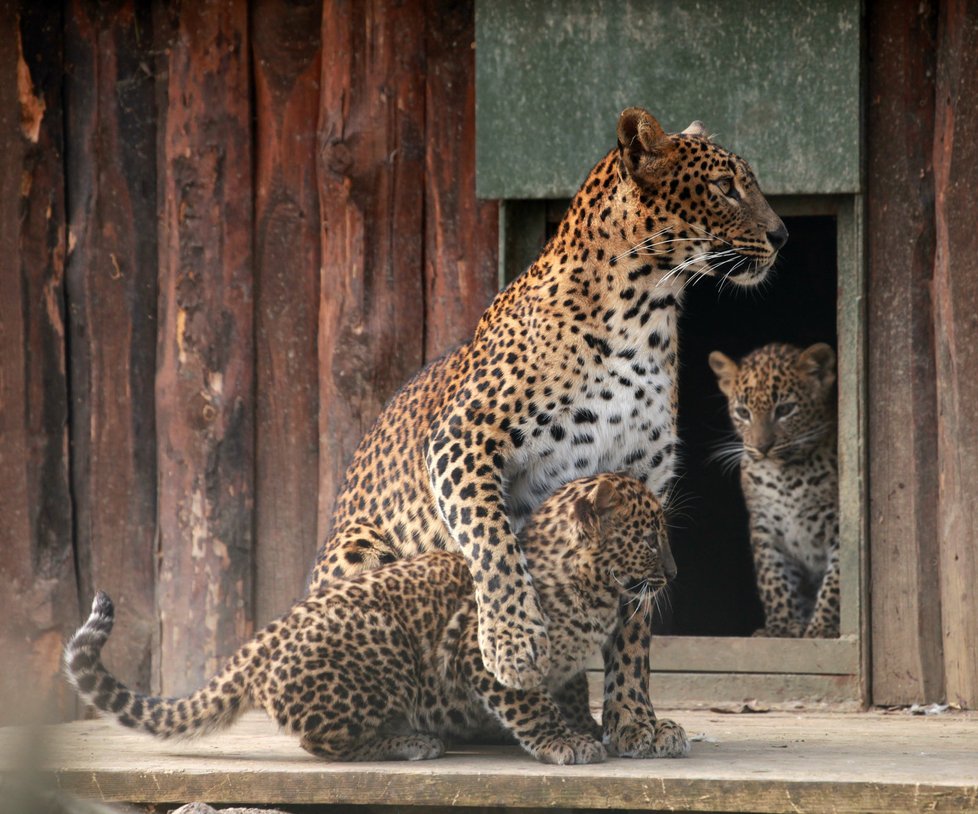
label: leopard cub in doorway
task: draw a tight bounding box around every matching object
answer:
[65,473,683,765]
[709,342,839,638]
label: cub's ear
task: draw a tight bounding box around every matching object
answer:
[574,479,621,529]
[617,107,674,182]
[798,343,836,389]
[681,120,710,138]
[708,350,739,398]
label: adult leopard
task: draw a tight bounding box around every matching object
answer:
[309,107,786,757]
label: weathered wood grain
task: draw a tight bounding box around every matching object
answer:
[20,710,978,812]
[63,0,159,694]
[316,0,426,537]
[0,2,78,723]
[423,0,498,361]
[154,0,255,695]
[252,0,322,623]
[586,636,858,676]
[933,0,978,710]
[865,0,943,705]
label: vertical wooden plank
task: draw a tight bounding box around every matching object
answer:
[252,0,322,623]
[933,0,978,709]
[316,0,426,538]
[0,2,78,721]
[63,0,159,693]
[155,0,254,695]
[423,0,497,361]
[865,0,944,704]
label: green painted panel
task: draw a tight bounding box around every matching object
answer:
[476,0,861,198]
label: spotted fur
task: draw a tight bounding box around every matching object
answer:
[66,474,680,764]
[309,108,785,755]
[709,342,839,638]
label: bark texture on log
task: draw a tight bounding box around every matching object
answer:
[252,0,323,622]
[423,0,497,362]
[155,0,255,695]
[933,0,978,709]
[0,2,78,722]
[64,0,159,694]
[866,0,944,705]
[316,0,426,539]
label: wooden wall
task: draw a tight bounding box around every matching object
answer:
[2,0,978,719]
[867,0,978,707]
[0,0,496,716]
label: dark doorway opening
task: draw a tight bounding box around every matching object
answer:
[662,215,839,636]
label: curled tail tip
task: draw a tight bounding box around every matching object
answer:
[92,590,114,618]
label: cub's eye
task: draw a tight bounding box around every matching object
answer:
[734,405,751,421]
[775,402,798,419]
[714,176,739,200]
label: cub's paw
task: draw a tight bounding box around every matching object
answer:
[533,733,607,765]
[477,594,550,689]
[390,734,446,761]
[803,619,839,639]
[752,622,804,638]
[607,717,690,758]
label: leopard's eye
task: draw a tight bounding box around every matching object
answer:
[714,176,739,200]
[774,402,797,420]
[734,405,751,421]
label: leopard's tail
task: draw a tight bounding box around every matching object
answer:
[64,592,250,739]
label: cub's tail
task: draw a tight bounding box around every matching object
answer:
[64,592,249,739]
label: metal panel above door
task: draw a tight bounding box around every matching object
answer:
[476,0,861,199]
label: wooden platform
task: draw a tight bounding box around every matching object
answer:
[2,710,976,813]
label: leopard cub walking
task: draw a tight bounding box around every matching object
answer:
[709,342,839,638]
[65,473,683,764]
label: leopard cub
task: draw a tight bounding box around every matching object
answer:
[709,342,839,638]
[65,473,682,765]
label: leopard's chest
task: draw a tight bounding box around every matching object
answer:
[742,452,838,575]
[544,607,618,687]
[502,304,680,529]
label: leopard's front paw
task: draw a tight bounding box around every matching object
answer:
[752,621,804,638]
[803,619,839,639]
[533,733,607,765]
[607,716,690,758]
[477,593,550,689]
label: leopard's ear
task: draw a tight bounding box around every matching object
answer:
[617,108,675,182]
[682,120,710,139]
[708,350,738,398]
[798,343,836,389]
[574,479,620,530]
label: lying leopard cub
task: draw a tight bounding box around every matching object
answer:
[65,473,680,764]
[709,342,839,638]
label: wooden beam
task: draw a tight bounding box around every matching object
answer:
[0,2,78,722]
[865,0,943,706]
[933,0,978,709]
[63,0,159,694]
[586,636,858,676]
[252,0,322,623]
[422,0,498,361]
[154,0,255,695]
[316,0,426,537]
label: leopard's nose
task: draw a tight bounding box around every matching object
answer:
[767,221,788,252]
[662,546,677,582]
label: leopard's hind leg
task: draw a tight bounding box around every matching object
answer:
[308,520,401,591]
[300,727,445,762]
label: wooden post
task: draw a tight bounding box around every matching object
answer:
[316,0,426,538]
[252,0,322,622]
[0,3,78,721]
[933,0,978,709]
[155,0,254,695]
[423,0,498,361]
[63,0,159,693]
[865,0,944,704]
